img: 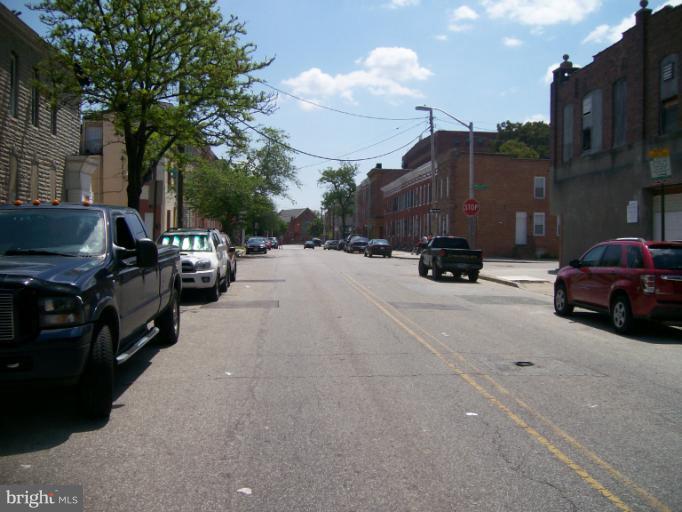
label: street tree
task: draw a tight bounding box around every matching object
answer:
[494,120,549,159]
[246,128,300,199]
[308,213,324,238]
[33,0,273,210]
[498,139,540,159]
[318,164,357,237]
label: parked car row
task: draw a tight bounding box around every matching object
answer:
[245,236,279,254]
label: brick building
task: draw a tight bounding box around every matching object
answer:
[0,4,80,203]
[354,163,410,239]
[279,208,317,243]
[550,1,682,264]
[381,130,558,258]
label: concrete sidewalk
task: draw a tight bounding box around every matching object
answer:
[391,250,559,289]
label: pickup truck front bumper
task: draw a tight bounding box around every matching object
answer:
[0,323,94,385]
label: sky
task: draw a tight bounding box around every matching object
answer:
[6,0,681,212]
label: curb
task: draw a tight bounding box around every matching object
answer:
[479,274,520,288]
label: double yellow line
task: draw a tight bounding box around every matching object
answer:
[343,273,671,512]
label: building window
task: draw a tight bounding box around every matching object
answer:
[9,53,18,117]
[50,105,58,135]
[31,69,40,127]
[533,213,546,237]
[30,161,39,199]
[533,177,546,199]
[8,154,18,201]
[612,79,627,147]
[562,104,573,162]
[660,55,678,135]
[582,90,602,153]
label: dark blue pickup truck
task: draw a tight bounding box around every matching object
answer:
[0,203,181,418]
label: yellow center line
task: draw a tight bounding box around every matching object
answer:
[343,273,634,512]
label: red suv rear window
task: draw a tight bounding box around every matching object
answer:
[649,246,682,270]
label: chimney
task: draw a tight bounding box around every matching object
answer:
[375,163,382,169]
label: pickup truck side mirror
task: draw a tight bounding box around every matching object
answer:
[136,238,159,268]
[569,259,581,268]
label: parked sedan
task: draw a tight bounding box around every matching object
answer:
[246,237,268,254]
[554,238,682,333]
[324,240,338,250]
[345,236,369,253]
[304,240,315,249]
[364,239,392,258]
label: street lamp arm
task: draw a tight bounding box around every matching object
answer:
[431,107,471,130]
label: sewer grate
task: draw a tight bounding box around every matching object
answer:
[202,300,279,309]
[462,295,547,306]
[390,302,465,311]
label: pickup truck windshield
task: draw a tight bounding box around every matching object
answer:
[0,209,106,257]
[431,238,470,249]
[160,234,212,252]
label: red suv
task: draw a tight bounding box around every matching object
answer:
[554,238,682,333]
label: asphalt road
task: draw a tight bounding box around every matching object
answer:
[1,246,681,511]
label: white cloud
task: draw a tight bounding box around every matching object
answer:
[282,47,433,106]
[525,113,549,123]
[448,5,478,31]
[480,0,602,26]
[656,0,682,10]
[543,62,560,84]
[434,34,448,41]
[385,0,419,8]
[452,5,479,20]
[582,14,634,45]
[503,36,523,47]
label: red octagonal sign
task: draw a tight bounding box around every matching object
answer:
[463,198,480,217]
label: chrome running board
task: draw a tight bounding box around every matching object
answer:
[116,327,159,364]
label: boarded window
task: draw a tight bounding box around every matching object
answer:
[660,55,678,135]
[9,53,18,117]
[582,90,602,153]
[31,69,40,127]
[562,104,573,162]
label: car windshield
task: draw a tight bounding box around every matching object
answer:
[431,237,469,249]
[0,209,106,257]
[649,246,682,270]
[374,239,390,245]
[161,233,212,252]
[248,238,265,244]
[351,237,368,243]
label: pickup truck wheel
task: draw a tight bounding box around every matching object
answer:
[79,324,114,419]
[208,277,220,302]
[157,288,180,346]
[418,259,428,277]
[468,271,479,283]
[433,263,442,281]
[554,283,574,316]
[611,294,633,334]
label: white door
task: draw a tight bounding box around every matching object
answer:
[653,193,682,241]
[515,212,527,245]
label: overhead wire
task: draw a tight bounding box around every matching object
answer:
[294,119,428,170]
[241,120,428,164]
[263,82,425,121]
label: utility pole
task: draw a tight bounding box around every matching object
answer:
[415,106,436,236]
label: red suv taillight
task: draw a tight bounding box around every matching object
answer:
[641,274,656,294]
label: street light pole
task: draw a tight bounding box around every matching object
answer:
[416,105,475,245]
[415,106,436,236]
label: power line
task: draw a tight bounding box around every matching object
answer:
[241,120,426,164]
[263,82,424,121]
[294,120,428,170]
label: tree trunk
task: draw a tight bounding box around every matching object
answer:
[126,163,143,211]
[176,169,184,228]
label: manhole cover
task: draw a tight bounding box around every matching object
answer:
[515,361,535,367]
[202,300,279,309]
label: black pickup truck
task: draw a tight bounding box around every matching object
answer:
[418,236,483,282]
[0,203,181,418]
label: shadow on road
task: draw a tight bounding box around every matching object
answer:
[558,311,682,345]
[0,341,165,456]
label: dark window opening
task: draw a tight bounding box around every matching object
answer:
[661,97,678,135]
[31,69,39,127]
[9,53,18,118]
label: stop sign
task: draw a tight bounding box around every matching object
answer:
[463,198,480,217]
